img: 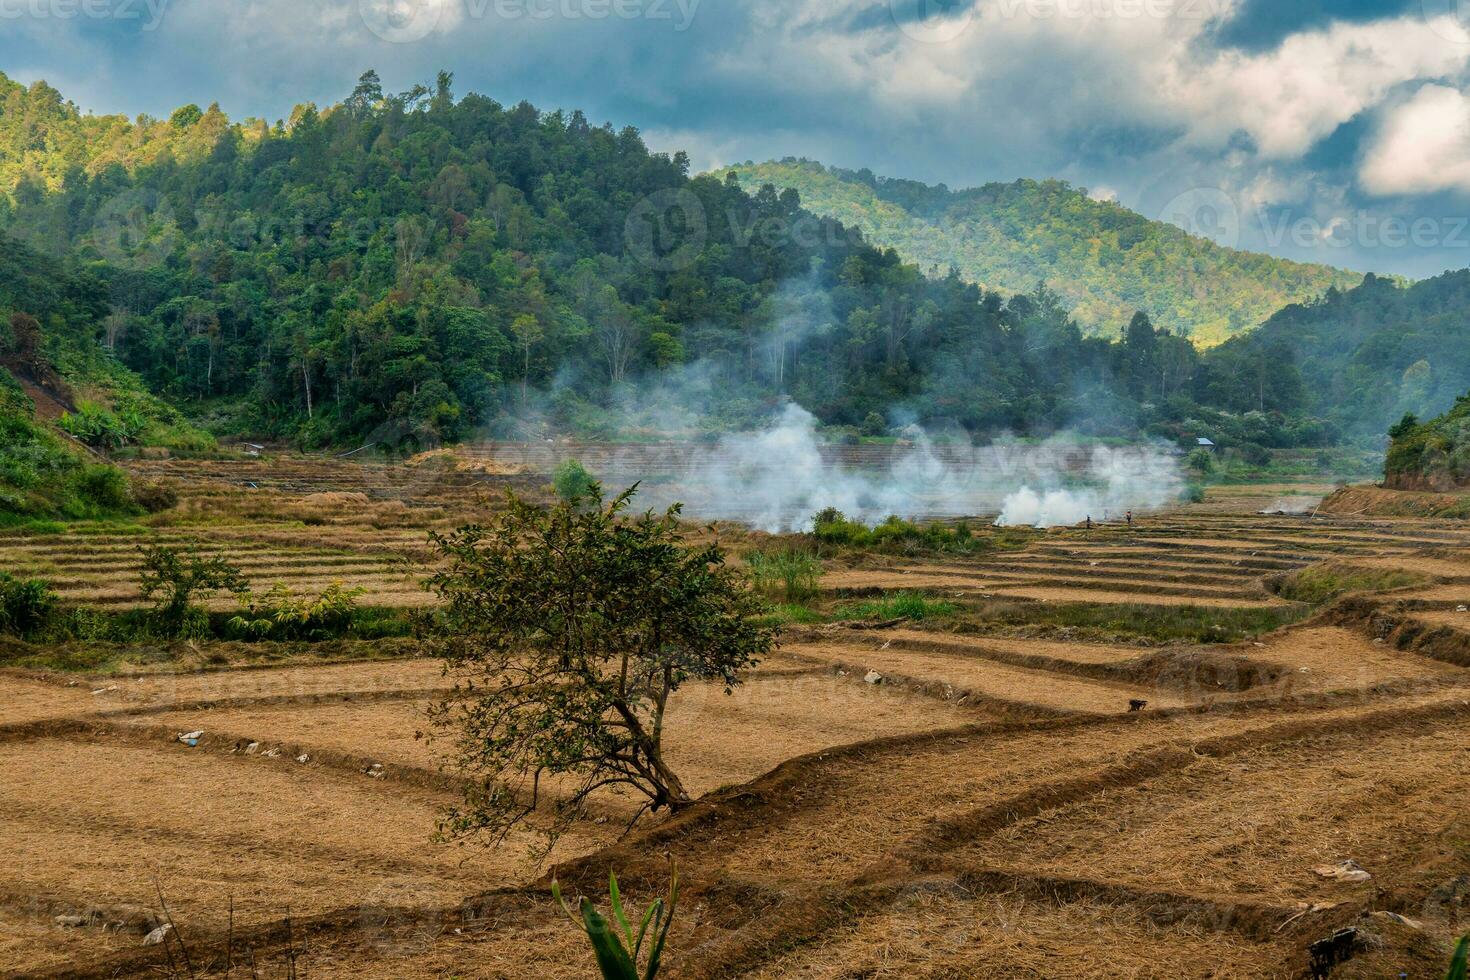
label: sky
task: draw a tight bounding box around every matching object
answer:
[5,0,1470,278]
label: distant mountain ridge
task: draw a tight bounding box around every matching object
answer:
[1217,269,1470,439]
[723,160,1363,346]
[0,68,1399,460]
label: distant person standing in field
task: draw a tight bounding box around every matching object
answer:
[1126,511,1133,528]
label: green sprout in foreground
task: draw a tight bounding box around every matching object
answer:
[552,861,679,980]
[1448,935,1468,980]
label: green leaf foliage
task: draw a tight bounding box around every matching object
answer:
[552,864,679,980]
[724,159,1361,346]
[426,485,775,843]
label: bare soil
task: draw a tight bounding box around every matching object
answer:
[6,467,1470,978]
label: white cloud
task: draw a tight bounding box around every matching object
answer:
[12,0,1470,275]
[1360,83,1470,196]
[796,2,1470,159]
[1172,16,1470,158]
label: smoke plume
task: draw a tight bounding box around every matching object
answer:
[613,403,1185,532]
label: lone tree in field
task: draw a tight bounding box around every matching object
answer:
[427,485,775,843]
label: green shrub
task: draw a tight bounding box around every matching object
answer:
[1237,442,1272,466]
[971,600,1307,644]
[553,459,597,502]
[812,509,1016,555]
[839,592,958,621]
[69,465,134,514]
[1180,483,1206,504]
[746,549,821,603]
[58,403,147,451]
[1186,448,1215,474]
[227,582,367,641]
[0,573,58,637]
[138,544,249,637]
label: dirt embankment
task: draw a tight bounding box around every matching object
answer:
[1,363,75,420]
[1317,485,1470,519]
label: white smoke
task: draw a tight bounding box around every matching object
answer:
[683,404,961,532]
[993,444,1186,528]
[616,403,1185,533]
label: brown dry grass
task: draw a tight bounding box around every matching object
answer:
[1393,608,1470,630]
[1354,554,1470,577]
[8,462,1470,978]
[0,675,103,724]
[825,568,1260,600]
[692,692,1468,888]
[883,629,1159,663]
[982,586,1286,608]
[746,889,1292,979]
[0,907,136,974]
[129,672,977,801]
[1318,485,1470,518]
[98,657,452,706]
[786,640,1185,713]
[0,738,612,958]
[1247,625,1463,687]
[955,718,1470,907]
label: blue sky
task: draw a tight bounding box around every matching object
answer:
[6,0,1470,278]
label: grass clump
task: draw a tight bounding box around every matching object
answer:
[969,600,1309,644]
[746,548,822,603]
[812,509,1034,556]
[754,603,825,626]
[1273,562,1430,604]
[0,572,58,638]
[553,863,679,980]
[839,592,959,622]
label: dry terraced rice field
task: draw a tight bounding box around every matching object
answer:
[4,460,1470,977]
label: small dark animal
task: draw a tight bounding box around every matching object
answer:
[1128,699,1148,712]
[1309,927,1362,979]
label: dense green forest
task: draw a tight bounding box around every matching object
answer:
[0,69,1405,459]
[724,160,1363,346]
[1209,271,1470,441]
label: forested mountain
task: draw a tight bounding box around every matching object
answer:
[0,69,1365,455]
[1213,271,1470,440]
[723,160,1362,346]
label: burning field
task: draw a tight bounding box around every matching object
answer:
[3,448,1470,978]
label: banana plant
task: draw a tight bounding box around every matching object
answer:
[1448,935,1469,980]
[552,861,678,980]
